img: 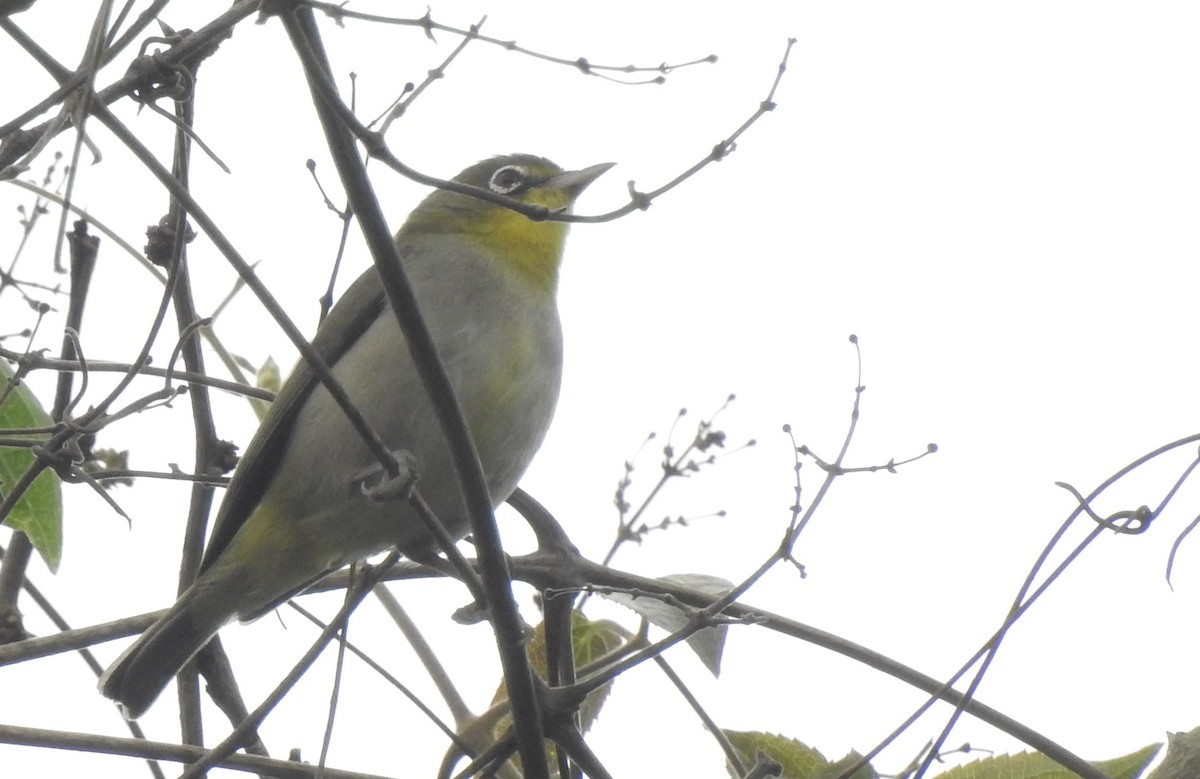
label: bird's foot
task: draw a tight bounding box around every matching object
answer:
[356,450,420,504]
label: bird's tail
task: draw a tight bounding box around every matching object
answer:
[98,584,229,720]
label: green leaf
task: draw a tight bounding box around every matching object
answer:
[256,355,281,396]
[817,752,878,779]
[0,361,63,572]
[603,572,733,676]
[492,610,627,734]
[723,731,876,779]
[248,355,279,421]
[935,743,1161,779]
[1149,726,1200,779]
[462,611,628,777]
[80,447,133,488]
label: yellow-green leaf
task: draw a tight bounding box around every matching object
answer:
[464,611,629,778]
[723,731,880,779]
[0,361,63,572]
[1149,726,1200,779]
[256,355,281,395]
[936,743,1161,779]
[491,610,627,734]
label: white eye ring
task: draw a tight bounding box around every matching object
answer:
[489,164,529,194]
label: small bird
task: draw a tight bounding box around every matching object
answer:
[99,154,612,719]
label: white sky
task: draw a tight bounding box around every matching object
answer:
[2,2,1199,777]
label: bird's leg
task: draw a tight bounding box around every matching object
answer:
[355,449,420,504]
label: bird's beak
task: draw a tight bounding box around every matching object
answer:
[550,162,616,200]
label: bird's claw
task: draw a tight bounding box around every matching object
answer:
[356,450,420,504]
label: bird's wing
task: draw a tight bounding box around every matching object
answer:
[199,266,389,572]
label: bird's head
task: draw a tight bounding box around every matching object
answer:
[397,154,614,293]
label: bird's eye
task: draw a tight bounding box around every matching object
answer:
[488,164,529,195]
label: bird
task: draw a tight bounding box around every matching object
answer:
[99,154,612,719]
